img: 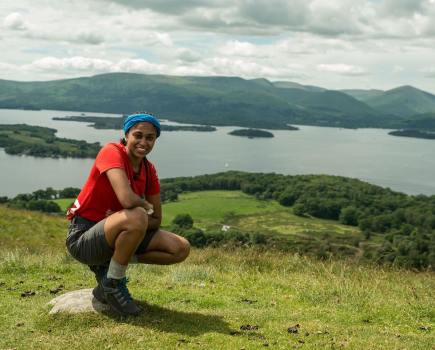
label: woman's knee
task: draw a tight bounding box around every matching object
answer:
[175,237,190,262]
[124,207,148,232]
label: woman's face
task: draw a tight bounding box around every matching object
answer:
[125,122,157,160]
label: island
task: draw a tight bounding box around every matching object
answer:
[228,128,275,138]
[0,124,101,158]
[53,116,217,132]
[388,129,435,140]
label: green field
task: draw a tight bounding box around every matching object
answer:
[55,190,360,238]
[0,204,433,349]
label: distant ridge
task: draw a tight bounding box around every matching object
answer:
[1,72,435,129]
[362,85,435,117]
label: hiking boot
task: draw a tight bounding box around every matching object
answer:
[101,277,141,316]
[89,265,109,304]
[92,283,107,304]
[89,264,109,283]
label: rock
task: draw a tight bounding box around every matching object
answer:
[47,288,109,315]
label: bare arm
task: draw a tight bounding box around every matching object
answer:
[145,193,162,230]
[106,168,149,209]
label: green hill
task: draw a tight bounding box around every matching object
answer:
[272,81,326,92]
[0,204,433,349]
[363,85,435,118]
[340,89,384,102]
[0,72,422,130]
[401,112,435,131]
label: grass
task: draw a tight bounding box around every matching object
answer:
[55,190,357,236]
[0,248,433,349]
[53,191,365,259]
[0,204,434,349]
[160,191,359,237]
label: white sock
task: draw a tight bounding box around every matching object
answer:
[107,258,127,280]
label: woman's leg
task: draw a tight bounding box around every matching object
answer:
[103,207,148,265]
[136,230,190,265]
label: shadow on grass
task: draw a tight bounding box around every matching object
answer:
[104,301,234,336]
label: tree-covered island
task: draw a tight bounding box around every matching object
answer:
[0,124,101,158]
[228,126,298,138]
[53,116,217,132]
[389,129,435,140]
[228,128,275,138]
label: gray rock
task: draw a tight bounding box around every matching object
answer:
[48,288,110,314]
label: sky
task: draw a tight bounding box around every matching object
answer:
[1,0,435,93]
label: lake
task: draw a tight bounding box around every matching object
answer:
[1,108,435,197]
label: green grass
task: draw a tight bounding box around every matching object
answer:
[0,248,433,349]
[57,190,354,235]
[161,191,359,236]
[53,198,74,212]
[54,191,364,258]
[161,191,284,227]
[0,205,434,349]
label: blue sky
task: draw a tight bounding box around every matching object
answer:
[1,0,435,93]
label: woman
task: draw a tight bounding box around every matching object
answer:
[66,113,190,316]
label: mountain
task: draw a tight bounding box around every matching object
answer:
[0,73,434,129]
[340,89,384,102]
[362,85,435,118]
[401,112,435,131]
[272,80,326,92]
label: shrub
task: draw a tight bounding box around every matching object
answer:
[172,214,194,229]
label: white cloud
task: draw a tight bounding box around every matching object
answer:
[420,66,435,77]
[28,57,113,72]
[24,56,168,75]
[145,32,173,47]
[218,40,269,58]
[0,1,435,92]
[3,12,27,30]
[317,64,367,76]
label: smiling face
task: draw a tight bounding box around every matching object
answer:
[124,121,157,164]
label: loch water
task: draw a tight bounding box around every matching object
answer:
[0,108,434,197]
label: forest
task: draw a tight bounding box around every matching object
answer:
[3,172,433,269]
[0,124,101,158]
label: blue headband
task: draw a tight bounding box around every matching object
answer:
[123,113,161,137]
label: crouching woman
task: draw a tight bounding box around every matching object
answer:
[65,113,190,316]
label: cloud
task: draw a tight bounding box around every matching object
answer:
[25,56,167,75]
[76,32,105,45]
[145,32,173,47]
[420,66,435,77]
[3,12,27,30]
[102,0,224,14]
[176,48,201,63]
[24,31,105,46]
[379,0,427,17]
[317,64,367,76]
[238,0,309,27]
[29,57,113,72]
[218,40,269,58]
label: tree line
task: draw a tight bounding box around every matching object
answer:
[160,171,435,269]
[2,171,433,269]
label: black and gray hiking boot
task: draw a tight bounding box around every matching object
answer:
[101,277,141,316]
[89,265,109,304]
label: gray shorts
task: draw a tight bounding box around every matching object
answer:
[66,215,158,266]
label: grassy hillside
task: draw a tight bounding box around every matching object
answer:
[0,124,101,158]
[160,190,359,236]
[0,72,420,129]
[0,204,433,349]
[340,89,384,102]
[364,85,435,118]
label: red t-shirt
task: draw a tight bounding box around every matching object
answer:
[67,142,160,222]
